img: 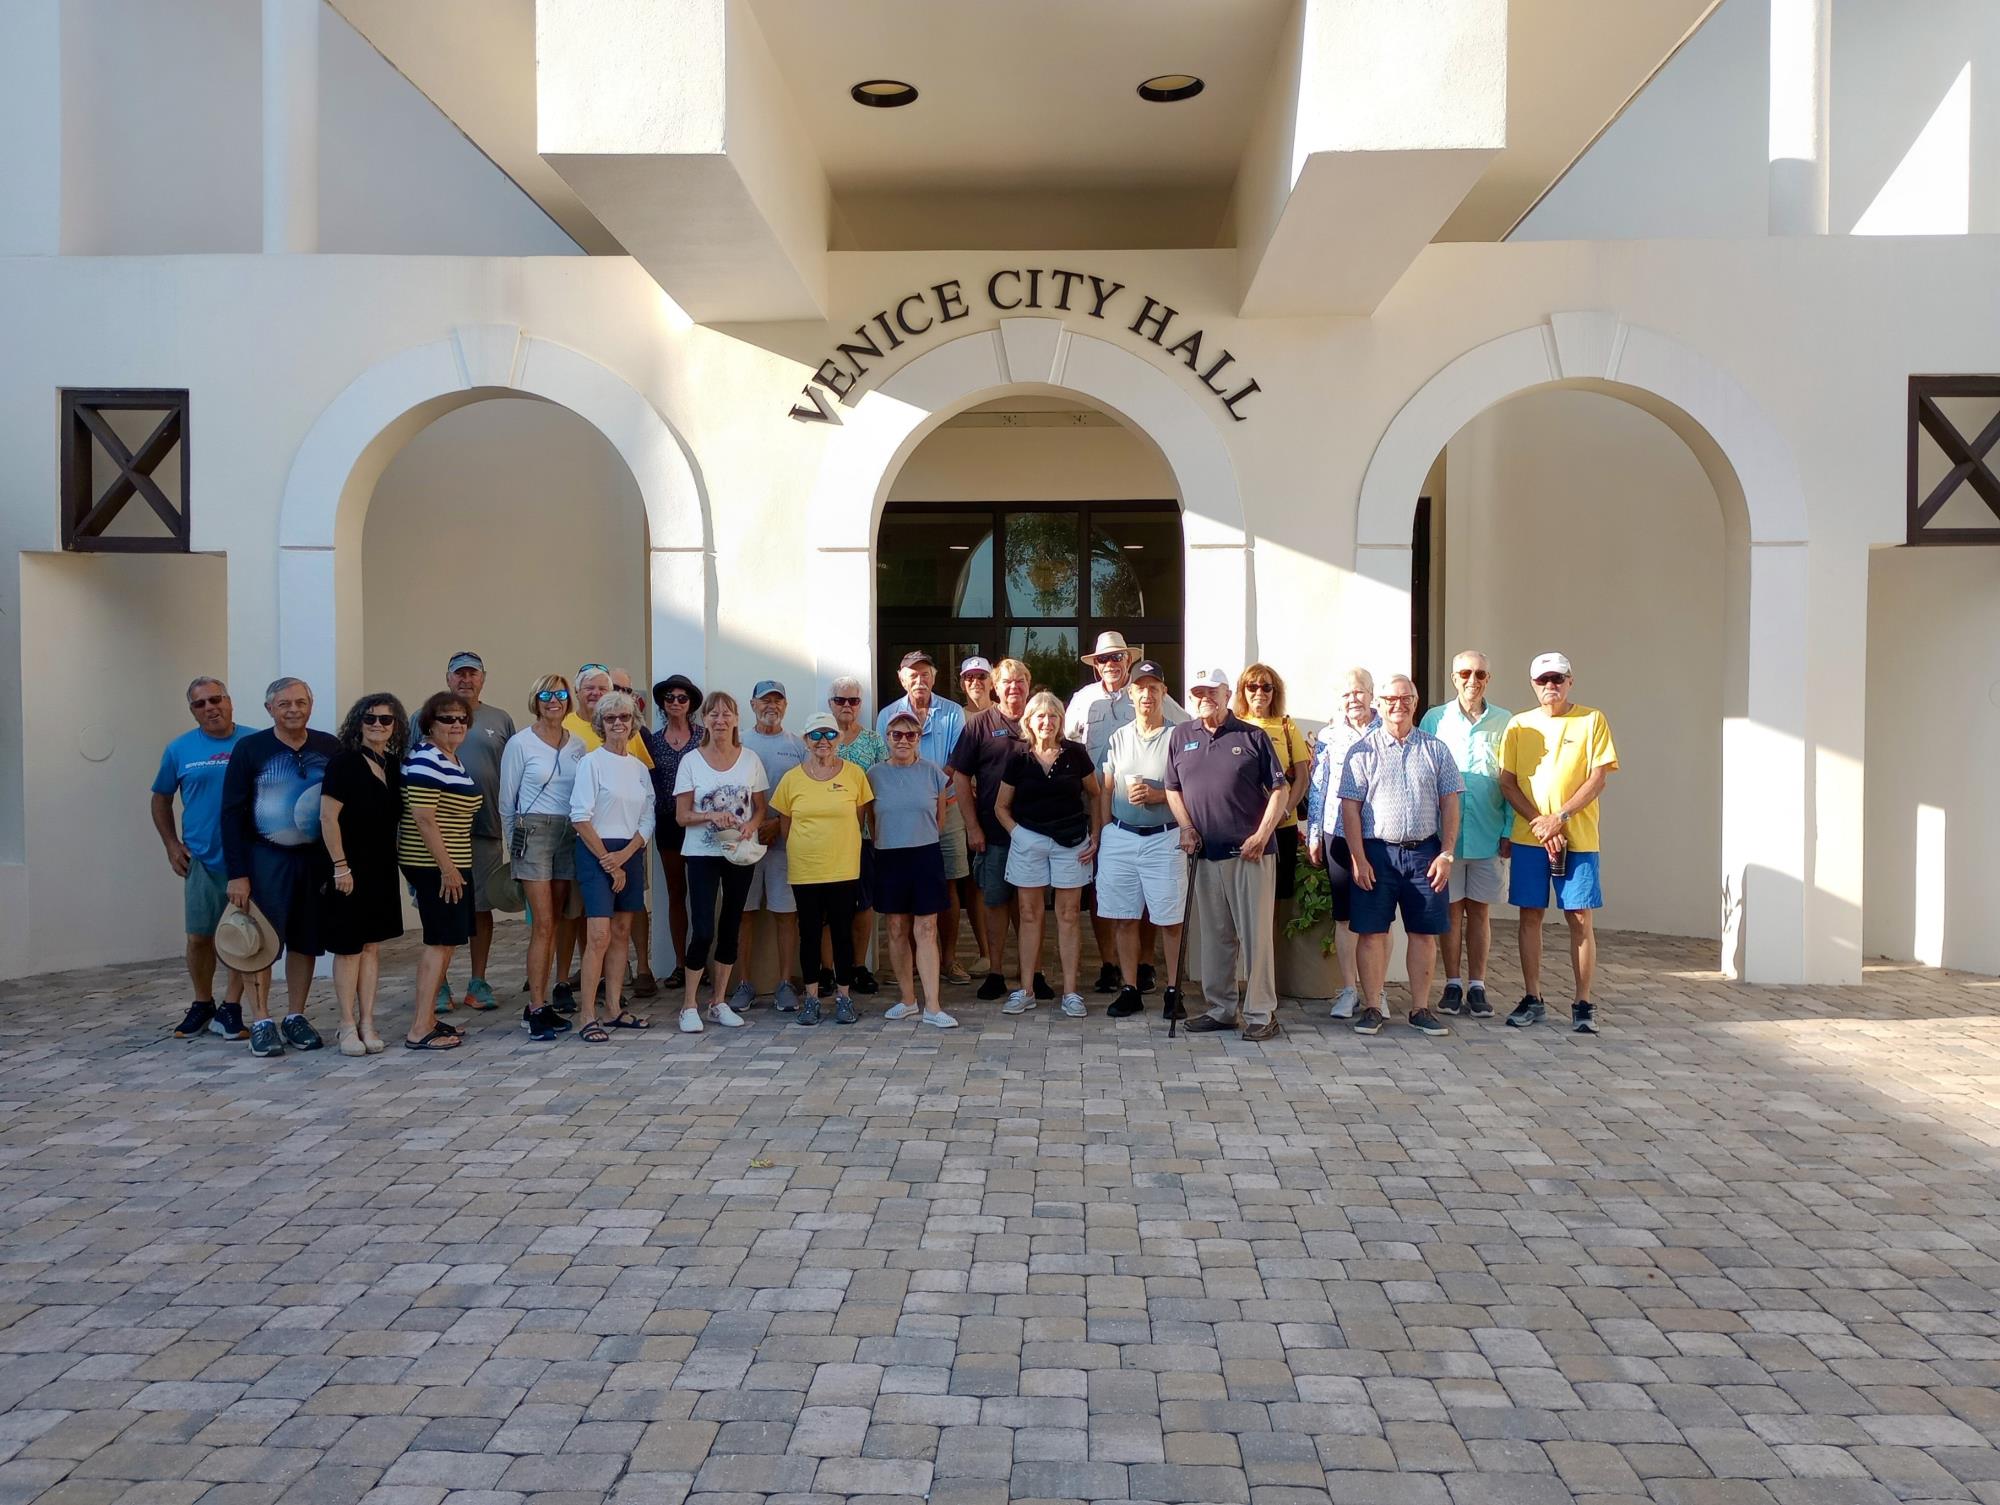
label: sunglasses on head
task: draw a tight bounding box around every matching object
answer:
[536,689,570,703]
[578,663,608,676]
[433,713,468,726]
[189,695,226,709]
[830,696,861,707]
[360,712,397,727]
[805,728,839,742]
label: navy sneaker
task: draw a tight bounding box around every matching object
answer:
[210,1002,250,1041]
[1437,983,1465,1015]
[249,1019,285,1057]
[1466,984,1494,1019]
[1033,972,1055,1001]
[1571,1001,1598,1034]
[551,982,578,1015]
[526,1006,562,1041]
[834,994,857,1025]
[1408,1008,1453,1037]
[1353,1008,1386,1036]
[1505,995,1547,1028]
[174,1000,216,1039]
[280,1015,324,1051]
[799,996,822,1026]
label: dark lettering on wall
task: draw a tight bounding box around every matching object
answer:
[1048,269,1085,311]
[834,325,885,381]
[1222,379,1261,421]
[1086,276,1124,319]
[895,293,933,337]
[987,269,1023,311]
[933,280,969,322]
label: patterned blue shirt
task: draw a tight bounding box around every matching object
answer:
[1304,714,1378,849]
[1336,723,1464,843]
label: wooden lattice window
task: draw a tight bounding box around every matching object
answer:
[1908,375,2000,545]
[60,388,190,552]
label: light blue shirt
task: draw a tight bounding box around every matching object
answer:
[1336,724,1463,843]
[1304,714,1378,850]
[1419,699,1511,860]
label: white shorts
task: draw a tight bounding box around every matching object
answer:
[1004,825,1094,891]
[743,840,796,914]
[1094,821,1187,924]
[1448,855,1506,905]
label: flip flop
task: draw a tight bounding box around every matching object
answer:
[607,1012,653,1030]
[579,1022,611,1043]
[403,1026,462,1051]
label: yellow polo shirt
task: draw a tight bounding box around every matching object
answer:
[1242,714,1311,829]
[564,711,653,768]
[770,764,873,885]
[1500,704,1618,852]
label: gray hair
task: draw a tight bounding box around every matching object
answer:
[186,676,227,702]
[575,666,612,691]
[591,690,638,740]
[264,676,308,704]
[829,675,863,699]
[1340,666,1375,694]
[1022,690,1067,741]
[1380,674,1418,696]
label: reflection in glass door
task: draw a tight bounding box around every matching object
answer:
[876,502,1182,709]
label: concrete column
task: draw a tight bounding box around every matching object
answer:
[0,0,62,254]
[262,0,319,253]
[811,548,875,706]
[1185,542,1251,676]
[1768,0,1830,235]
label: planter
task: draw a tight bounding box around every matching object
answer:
[1276,896,1342,1000]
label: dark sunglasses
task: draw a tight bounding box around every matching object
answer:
[1241,682,1274,693]
[1093,654,1126,666]
[189,695,227,709]
[535,689,570,703]
[660,692,691,704]
[360,712,398,727]
[887,729,920,741]
[805,729,840,742]
[432,714,468,726]
[601,713,634,725]
[1534,674,1568,686]
[1455,669,1489,680]
[830,696,861,707]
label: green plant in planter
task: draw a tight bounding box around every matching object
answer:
[1284,849,1338,954]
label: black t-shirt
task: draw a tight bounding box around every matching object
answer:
[1001,742,1095,847]
[949,706,1025,843]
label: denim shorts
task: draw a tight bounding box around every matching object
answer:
[1349,837,1451,936]
[971,835,1011,908]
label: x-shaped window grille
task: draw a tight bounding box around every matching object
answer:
[60,388,191,552]
[1908,375,2000,545]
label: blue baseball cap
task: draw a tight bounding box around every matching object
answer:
[752,680,786,700]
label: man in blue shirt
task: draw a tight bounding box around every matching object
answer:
[1418,650,1511,1019]
[150,676,252,1040]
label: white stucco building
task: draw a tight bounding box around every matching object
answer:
[2,0,1997,985]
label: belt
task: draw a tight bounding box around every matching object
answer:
[1371,835,1439,850]
[1113,819,1172,836]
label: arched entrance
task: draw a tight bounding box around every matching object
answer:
[803,317,1249,705]
[1351,314,1810,983]
[275,326,710,718]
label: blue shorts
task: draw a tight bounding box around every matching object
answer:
[574,839,649,917]
[972,835,1012,908]
[1350,837,1451,936]
[1509,844,1603,911]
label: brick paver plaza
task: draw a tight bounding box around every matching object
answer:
[2,929,1998,1505]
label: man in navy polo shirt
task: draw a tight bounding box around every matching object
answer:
[1165,668,1290,1042]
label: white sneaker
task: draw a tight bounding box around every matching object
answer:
[1059,993,1087,1018]
[922,1010,959,1029]
[883,1002,917,1020]
[1002,989,1034,1015]
[708,1002,746,1028]
[1329,986,1358,1019]
[678,1008,703,1034]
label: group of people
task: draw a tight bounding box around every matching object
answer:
[150,637,1617,1057]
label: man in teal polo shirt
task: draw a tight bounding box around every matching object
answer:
[1419,650,1510,1018]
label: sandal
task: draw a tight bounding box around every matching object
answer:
[579,1022,611,1043]
[607,1011,652,1030]
[403,1026,462,1051]
[432,1020,462,1037]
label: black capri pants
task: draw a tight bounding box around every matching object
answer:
[795,879,861,997]
[685,856,755,970]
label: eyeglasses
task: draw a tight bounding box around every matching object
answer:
[189,696,226,709]
[1454,669,1489,681]
[601,714,633,725]
[360,713,398,727]
[887,730,920,741]
[661,692,690,704]
[1534,674,1569,687]
[805,729,840,742]
[1379,694,1417,707]
[433,713,468,726]
[830,696,861,707]
[1242,682,1274,694]
[535,689,570,703]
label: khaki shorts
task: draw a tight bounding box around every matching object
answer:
[471,835,525,914]
[939,804,970,881]
[1447,854,1506,905]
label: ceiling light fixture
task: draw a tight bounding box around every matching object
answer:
[1137,74,1204,103]
[851,79,919,108]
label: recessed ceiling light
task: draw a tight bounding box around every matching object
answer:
[851,79,918,108]
[1137,74,1204,103]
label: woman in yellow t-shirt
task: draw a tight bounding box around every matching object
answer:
[1232,663,1313,900]
[770,713,875,1026]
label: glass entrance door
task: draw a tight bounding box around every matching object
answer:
[876,501,1183,705]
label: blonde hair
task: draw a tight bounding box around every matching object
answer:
[994,657,1032,685]
[1022,691,1067,746]
[591,690,638,741]
[1231,662,1288,718]
[699,689,742,749]
[529,673,572,723]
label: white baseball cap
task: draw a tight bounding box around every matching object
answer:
[1529,652,1572,680]
[1188,667,1231,693]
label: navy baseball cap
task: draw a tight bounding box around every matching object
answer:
[1130,659,1167,684]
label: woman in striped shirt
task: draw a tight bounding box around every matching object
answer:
[399,691,483,1051]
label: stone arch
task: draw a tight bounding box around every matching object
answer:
[1351,313,1810,983]
[274,325,710,716]
[803,317,1250,704]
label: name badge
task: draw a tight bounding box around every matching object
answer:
[1183,741,1199,751]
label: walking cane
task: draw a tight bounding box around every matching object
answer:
[1165,847,1196,1037]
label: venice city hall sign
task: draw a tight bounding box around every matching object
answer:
[787,267,1262,425]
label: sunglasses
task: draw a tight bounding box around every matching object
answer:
[1379,695,1417,707]
[1534,675,1569,686]
[1094,655,1126,666]
[578,663,609,676]
[887,730,920,741]
[1242,682,1274,694]
[536,689,570,703]
[601,713,634,725]
[360,712,398,727]
[433,713,468,726]
[805,729,840,742]
[1455,669,1489,681]
[660,692,690,704]
[830,696,861,707]
[189,695,227,709]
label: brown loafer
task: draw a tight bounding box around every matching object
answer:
[1182,1014,1234,1034]
[1241,1017,1281,1042]
[632,971,659,999]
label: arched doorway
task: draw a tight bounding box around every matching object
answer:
[1352,315,1811,983]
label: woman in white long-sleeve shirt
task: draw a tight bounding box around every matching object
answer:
[499,674,587,1039]
[568,690,656,1042]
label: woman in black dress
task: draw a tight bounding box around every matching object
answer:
[644,674,702,988]
[319,693,409,1056]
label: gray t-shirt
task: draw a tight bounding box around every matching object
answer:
[741,727,808,844]
[1102,720,1176,829]
[867,759,951,849]
[461,701,517,839]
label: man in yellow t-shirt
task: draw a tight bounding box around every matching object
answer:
[1498,652,1617,1035]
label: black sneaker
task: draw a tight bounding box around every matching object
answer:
[249,1019,285,1057]
[1505,995,1546,1028]
[1571,1001,1598,1034]
[1353,1008,1386,1036]
[1467,984,1493,1018]
[1408,1009,1452,1037]
[851,966,879,996]
[174,1000,216,1038]
[799,996,822,1026]
[1137,963,1156,994]
[526,1006,561,1042]
[1093,963,1119,994]
[1161,985,1185,1023]
[280,1015,324,1051]
[834,994,857,1025]
[976,972,1006,1000]
[1437,983,1465,1015]
[1107,985,1144,1018]
[551,982,578,1015]
[211,1002,250,1041]
[1033,972,1055,1001]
